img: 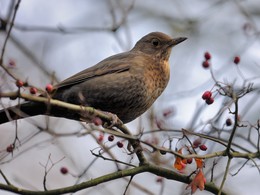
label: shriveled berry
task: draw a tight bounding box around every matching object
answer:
[187,158,193,164]
[226,118,232,126]
[234,56,240,64]
[202,60,210,68]
[199,144,207,151]
[204,52,211,60]
[30,87,37,94]
[117,141,124,148]
[45,84,53,93]
[6,144,14,153]
[202,91,212,100]
[205,97,214,105]
[60,167,68,174]
[16,80,24,87]
[108,135,114,142]
[193,139,202,148]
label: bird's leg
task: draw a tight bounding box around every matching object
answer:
[101,111,123,128]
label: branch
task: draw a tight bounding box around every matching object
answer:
[0,163,226,195]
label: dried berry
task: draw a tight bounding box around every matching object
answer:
[117,141,124,148]
[187,158,193,164]
[108,135,114,142]
[6,144,14,153]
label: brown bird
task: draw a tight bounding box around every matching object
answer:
[0,32,186,124]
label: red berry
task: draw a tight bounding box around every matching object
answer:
[92,117,103,126]
[204,52,211,60]
[199,144,207,151]
[193,139,202,148]
[45,84,53,93]
[16,80,24,87]
[117,141,124,148]
[205,97,214,105]
[97,134,104,142]
[30,87,37,94]
[234,56,240,64]
[202,60,210,68]
[187,158,193,164]
[60,167,68,174]
[6,144,14,153]
[202,91,212,100]
[108,135,114,142]
[225,118,232,126]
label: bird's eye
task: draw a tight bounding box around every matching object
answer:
[151,38,159,47]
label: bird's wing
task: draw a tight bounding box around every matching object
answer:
[55,52,132,89]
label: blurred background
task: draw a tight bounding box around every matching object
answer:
[0,0,260,194]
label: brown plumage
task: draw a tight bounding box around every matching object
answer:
[0,32,186,124]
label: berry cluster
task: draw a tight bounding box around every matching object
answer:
[202,51,211,68]
[202,91,214,105]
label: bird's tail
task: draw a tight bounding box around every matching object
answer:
[0,101,48,125]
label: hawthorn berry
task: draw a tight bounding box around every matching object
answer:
[6,144,14,153]
[30,87,37,94]
[60,167,68,174]
[202,60,210,68]
[97,134,104,142]
[202,91,212,100]
[45,84,53,93]
[193,139,202,148]
[108,135,114,142]
[187,158,193,164]
[226,118,232,126]
[205,97,214,105]
[16,80,24,87]
[204,52,211,60]
[199,144,207,151]
[233,56,240,64]
[92,117,103,126]
[117,141,124,148]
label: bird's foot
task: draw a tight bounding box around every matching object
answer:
[102,112,123,128]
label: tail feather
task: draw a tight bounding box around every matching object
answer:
[0,102,47,124]
[0,101,97,125]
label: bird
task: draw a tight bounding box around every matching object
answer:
[0,32,186,125]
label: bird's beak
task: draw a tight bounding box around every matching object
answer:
[168,37,187,47]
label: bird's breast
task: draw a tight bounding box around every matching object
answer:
[144,59,170,101]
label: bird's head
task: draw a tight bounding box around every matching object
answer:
[132,32,187,60]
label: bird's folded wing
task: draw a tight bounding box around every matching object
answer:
[55,52,132,89]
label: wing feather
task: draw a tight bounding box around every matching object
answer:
[55,52,132,89]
